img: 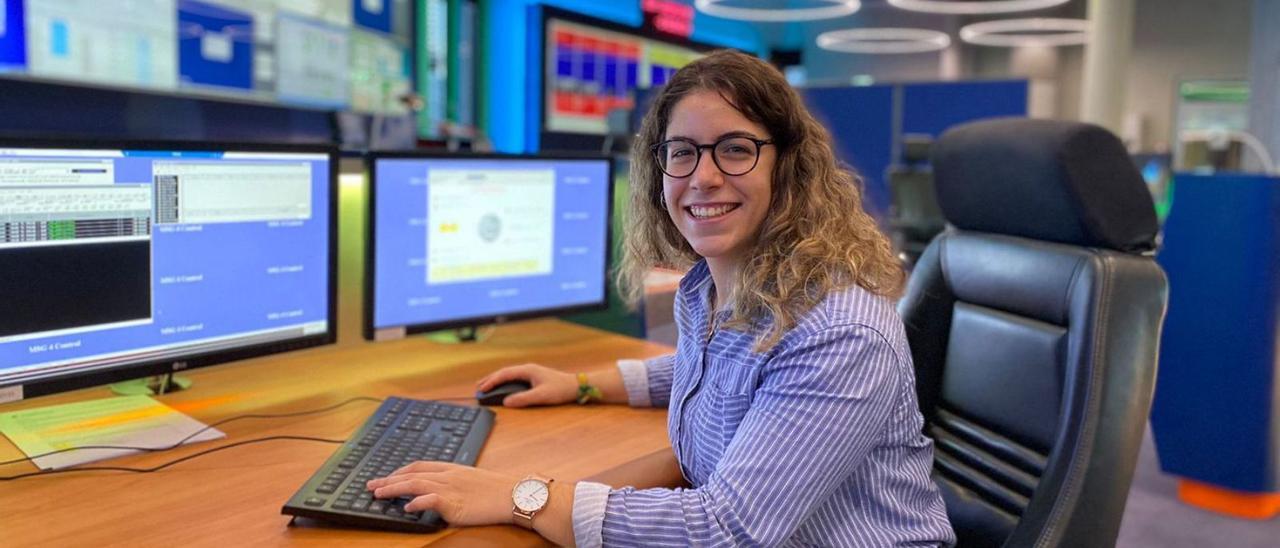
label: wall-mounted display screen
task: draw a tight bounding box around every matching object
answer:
[0,0,411,115]
[544,16,704,136]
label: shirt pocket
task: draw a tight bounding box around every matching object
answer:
[707,357,762,451]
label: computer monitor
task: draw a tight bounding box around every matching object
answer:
[0,140,336,401]
[366,153,613,340]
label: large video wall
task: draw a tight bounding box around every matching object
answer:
[544,16,702,135]
[0,0,412,115]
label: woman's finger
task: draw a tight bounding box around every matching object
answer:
[404,493,445,514]
[372,478,442,499]
[396,460,466,478]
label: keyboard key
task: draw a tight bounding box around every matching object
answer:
[304,497,327,507]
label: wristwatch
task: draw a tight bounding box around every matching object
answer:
[511,474,554,529]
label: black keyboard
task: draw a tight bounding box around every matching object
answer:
[281,397,495,533]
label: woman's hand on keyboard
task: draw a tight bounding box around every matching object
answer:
[367,461,519,526]
[476,364,577,407]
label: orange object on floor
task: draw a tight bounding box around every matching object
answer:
[1178,479,1280,519]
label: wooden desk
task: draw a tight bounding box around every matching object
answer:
[0,319,673,547]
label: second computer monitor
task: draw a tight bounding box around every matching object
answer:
[0,140,336,399]
[367,153,613,340]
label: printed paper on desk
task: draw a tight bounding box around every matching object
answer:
[0,395,225,470]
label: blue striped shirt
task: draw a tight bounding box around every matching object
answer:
[572,260,955,547]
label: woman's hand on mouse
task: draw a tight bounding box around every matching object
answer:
[476,364,577,407]
[366,461,518,526]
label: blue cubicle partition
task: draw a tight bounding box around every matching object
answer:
[804,80,1027,219]
[803,86,895,217]
[1152,173,1280,495]
[901,80,1029,139]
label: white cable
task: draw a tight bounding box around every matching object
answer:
[1179,129,1278,175]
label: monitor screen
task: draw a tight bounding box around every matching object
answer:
[0,0,412,115]
[0,140,336,400]
[367,153,613,340]
[543,14,705,136]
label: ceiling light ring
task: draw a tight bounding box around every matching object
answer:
[959,18,1090,47]
[887,0,1071,15]
[816,27,952,54]
[694,0,861,22]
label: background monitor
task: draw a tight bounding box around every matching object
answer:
[366,153,613,340]
[0,140,336,400]
[538,7,712,152]
[1,0,412,116]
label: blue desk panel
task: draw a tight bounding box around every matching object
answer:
[1151,173,1280,492]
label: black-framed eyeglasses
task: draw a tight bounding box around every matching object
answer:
[650,136,775,178]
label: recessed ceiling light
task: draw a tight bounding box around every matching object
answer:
[887,0,1070,15]
[959,18,1089,47]
[694,0,861,22]
[817,28,951,54]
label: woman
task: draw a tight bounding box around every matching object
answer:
[367,50,955,547]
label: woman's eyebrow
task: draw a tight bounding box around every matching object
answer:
[665,130,761,142]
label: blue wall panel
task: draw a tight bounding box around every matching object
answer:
[1151,174,1280,493]
[804,80,1028,219]
[803,85,895,218]
[901,80,1028,138]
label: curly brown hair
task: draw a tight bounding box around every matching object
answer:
[618,49,903,351]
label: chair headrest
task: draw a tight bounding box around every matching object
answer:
[931,118,1159,253]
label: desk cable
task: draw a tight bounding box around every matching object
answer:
[0,395,477,481]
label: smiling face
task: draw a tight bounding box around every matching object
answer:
[661,90,775,275]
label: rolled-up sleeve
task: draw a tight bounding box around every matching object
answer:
[572,481,613,548]
[589,324,902,546]
[617,354,674,408]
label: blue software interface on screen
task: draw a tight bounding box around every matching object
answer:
[373,157,611,331]
[0,147,331,385]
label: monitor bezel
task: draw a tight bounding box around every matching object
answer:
[0,137,339,400]
[363,150,615,340]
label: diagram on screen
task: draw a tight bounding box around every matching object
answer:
[427,168,554,284]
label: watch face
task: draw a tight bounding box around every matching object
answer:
[513,479,549,512]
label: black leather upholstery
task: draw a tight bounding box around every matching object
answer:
[900,119,1168,548]
[931,118,1159,254]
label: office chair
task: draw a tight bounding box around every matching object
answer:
[898,118,1168,547]
[885,134,947,266]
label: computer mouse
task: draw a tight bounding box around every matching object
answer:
[476,380,533,406]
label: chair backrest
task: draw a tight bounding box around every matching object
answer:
[898,118,1168,547]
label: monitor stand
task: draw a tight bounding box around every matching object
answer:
[110,373,194,396]
[423,325,490,344]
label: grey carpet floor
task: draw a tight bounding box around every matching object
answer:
[1115,425,1278,547]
